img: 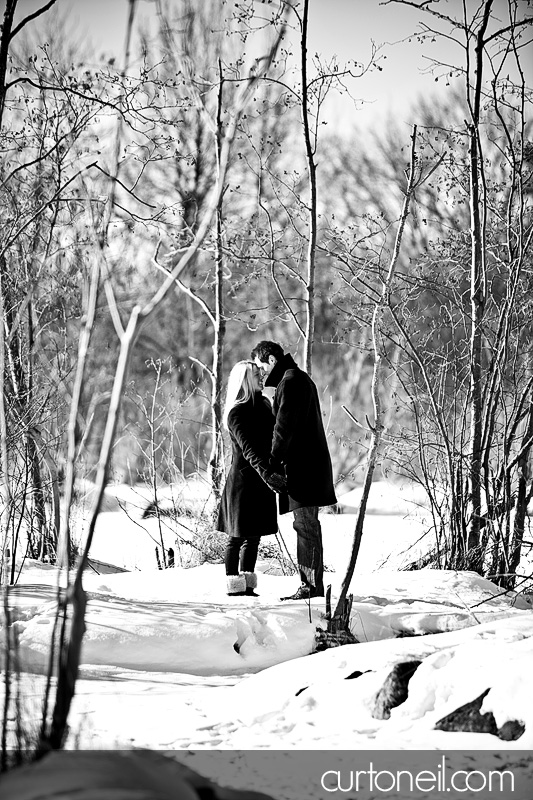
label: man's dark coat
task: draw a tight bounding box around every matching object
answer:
[217,394,278,539]
[265,353,337,513]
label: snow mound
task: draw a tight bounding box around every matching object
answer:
[337,480,433,516]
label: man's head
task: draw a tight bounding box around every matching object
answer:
[250,340,284,377]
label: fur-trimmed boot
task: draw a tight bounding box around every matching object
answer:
[242,571,259,597]
[226,574,246,596]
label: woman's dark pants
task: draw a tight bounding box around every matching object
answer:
[225,535,260,575]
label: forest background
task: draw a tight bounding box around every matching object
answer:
[1,0,533,591]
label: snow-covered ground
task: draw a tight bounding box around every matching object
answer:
[2,481,533,799]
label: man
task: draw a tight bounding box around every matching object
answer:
[251,340,337,600]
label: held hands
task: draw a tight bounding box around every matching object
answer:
[266,472,287,494]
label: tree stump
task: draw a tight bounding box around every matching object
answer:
[315,585,359,651]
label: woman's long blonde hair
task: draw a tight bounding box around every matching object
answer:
[223,360,257,428]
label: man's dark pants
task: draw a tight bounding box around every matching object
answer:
[292,505,324,594]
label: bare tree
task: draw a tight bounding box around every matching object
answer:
[36,9,289,751]
[0,0,99,576]
[149,0,261,498]
[331,126,426,627]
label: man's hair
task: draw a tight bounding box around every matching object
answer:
[250,340,284,363]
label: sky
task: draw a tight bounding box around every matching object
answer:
[12,0,532,141]
[12,0,532,142]
[9,0,481,131]
[2,479,533,798]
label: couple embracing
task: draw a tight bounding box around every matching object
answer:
[217,340,337,600]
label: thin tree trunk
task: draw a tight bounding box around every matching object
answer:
[0,268,13,583]
[0,256,22,578]
[466,0,492,567]
[210,59,226,499]
[37,252,101,752]
[300,0,317,376]
[506,400,533,588]
[467,122,485,563]
[44,2,141,749]
[48,307,139,750]
[43,18,289,749]
[332,126,418,625]
[25,89,54,557]
[0,0,17,127]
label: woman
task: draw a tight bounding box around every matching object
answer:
[217,360,282,596]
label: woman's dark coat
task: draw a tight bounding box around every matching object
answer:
[265,353,337,513]
[217,394,278,539]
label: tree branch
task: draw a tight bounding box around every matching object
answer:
[10,0,59,41]
[152,241,216,325]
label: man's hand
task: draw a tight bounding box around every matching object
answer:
[266,472,287,494]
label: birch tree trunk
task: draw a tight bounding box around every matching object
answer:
[210,59,227,499]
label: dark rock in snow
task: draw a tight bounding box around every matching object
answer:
[345,670,365,680]
[498,719,526,741]
[296,668,369,697]
[372,660,422,720]
[436,688,498,734]
[435,688,525,741]
[142,499,178,519]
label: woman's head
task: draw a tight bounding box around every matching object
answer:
[223,360,261,427]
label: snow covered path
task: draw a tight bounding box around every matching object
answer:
[3,558,532,754]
